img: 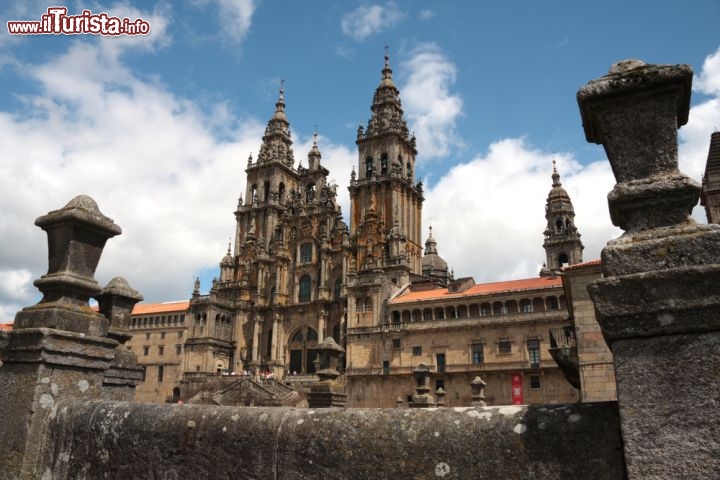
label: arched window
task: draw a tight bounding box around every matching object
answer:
[558,253,569,267]
[288,327,319,374]
[365,156,373,176]
[279,182,286,204]
[334,279,342,299]
[332,324,341,343]
[306,183,316,203]
[381,153,388,174]
[251,184,258,203]
[264,180,270,202]
[520,299,533,313]
[546,296,559,310]
[299,275,312,302]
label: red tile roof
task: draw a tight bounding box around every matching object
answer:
[562,259,601,271]
[389,276,563,304]
[132,301,190,315]
[0,323,13,331]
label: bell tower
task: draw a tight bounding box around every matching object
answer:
[348,51,424,277]
[542,161,583,271]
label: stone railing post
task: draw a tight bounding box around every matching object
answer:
[408,363,436,408]
[470,376,487,407]
[578,60,720,479]
[308,337,347,408]
[0,195,122,480]
[96,276,145,401]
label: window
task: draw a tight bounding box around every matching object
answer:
[157,365,164,382]
[180,315,185,324]
[380,153,388,174]
[382,360,390,375]
[145,332,150,340]
[299,275,311,302]
[300,243,312,263]
[527,339,540,368]
[423,310,432,321]
[472,343,484,364]
[498,339,512,354]
[412,346,422,356]
[436,353,446,373]
[158,346,164,356]
[392,338,401,349]
[143,346,149,356]
[530,374,541,389]
[521,301,533,313]
[176,345,182,355]
[435,379,444,390]
[547,297,559,310]
[366,157,373,176]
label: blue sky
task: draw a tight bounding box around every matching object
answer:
[1,0,719,321]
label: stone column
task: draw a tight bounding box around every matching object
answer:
[251,318,261,364]
[578,60,720,479]
[0,196,122,480]
[270,313,279,362]
[318,309,327,343]
[95,276,145,401]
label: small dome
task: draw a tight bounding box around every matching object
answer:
[221,244,233,267]
[422,227,449,278]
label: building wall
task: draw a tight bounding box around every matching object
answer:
[125,310,188,403]
[562,261,617,402]
[345,281,579,407]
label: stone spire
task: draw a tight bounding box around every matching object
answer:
[365,50,410,139]
[542,160,583,271]
[700,131,720,223]
[307,129,321,171]
[256,82,294,167]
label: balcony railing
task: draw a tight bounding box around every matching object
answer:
[345,360,556,376]
[347,310,568,335]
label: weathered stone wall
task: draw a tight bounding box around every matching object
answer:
[39,400,624,480]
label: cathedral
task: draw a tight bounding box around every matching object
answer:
[126,54,595,407]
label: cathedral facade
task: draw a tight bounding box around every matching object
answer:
[126,55,588,406]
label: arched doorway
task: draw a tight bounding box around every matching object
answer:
[172,387,181,403]
[288,326,318,374]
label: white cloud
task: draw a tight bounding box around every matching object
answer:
[423,138,620,282]
[423,45,720,284]
[0,269,35,323]
[695,46,720,97]
[215,0,256,42]
[191,0,257,44]
[340,2,405,42]
[679,45,720,221]
[400,43,463,160]
[419,10,434,20]
[0,37,267,321]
